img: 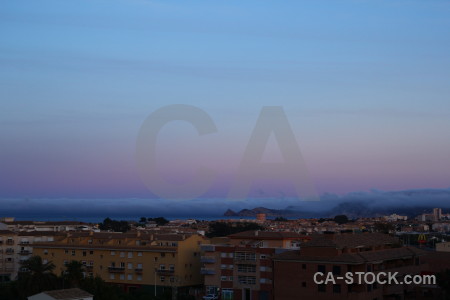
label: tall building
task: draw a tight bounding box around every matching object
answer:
[273,233,427,300]
[0,230,17,282]
[433,208,442,221]
[201,231,310,300]
[0,230,66,281]
[32,231,206,295]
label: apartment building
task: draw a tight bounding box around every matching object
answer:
[0,230,65,281]
[32,231,206,295]
[1,219,93,232]
[273,232,427,300]
[0,230,17,282]
[202,231,310,300]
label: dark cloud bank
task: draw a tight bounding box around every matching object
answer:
[1,188,450,221]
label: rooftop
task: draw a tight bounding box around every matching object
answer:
[35,288,92,300]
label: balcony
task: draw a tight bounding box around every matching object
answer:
[108,267,125,273]
[156,269,174,276]
[200,268,216,275]
[6,241,14,245]
[201,256,216,264]
[135,268,143,273]
[5,250,14,255]
[85,265,94,271]
[19,250,30,256]
[201,245,215,252]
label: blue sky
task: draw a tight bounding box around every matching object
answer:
[1,0,450,199]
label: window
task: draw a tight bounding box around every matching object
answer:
[82,261,87,266]
[120,262,125,268]
[318,284,326,292]
[235,252,256,261]
[221,276,227,281]
[260,254,267,259]
[138,252,143,257]
[128,252,133,258]
[64,250,69,254]
[332,266,341,275]
[44,249,48,255]
[128,263,133,270]
[111,251,115,256]
[83,251,87,257]
[110,274,115,280]
[221,253,227,258]
[170,276,175,283]
[169,264,175,271]
[302,282,306,287]
[160,264,165,270]
[302,264,306,269]
[238,264,256,273]
[333,284,341,293]
[90,251,94,255]
[137,263,143,269]
[237,276,256,285]
[137,275,142,281]
[160,253,165,257]
[221,264,227,269]
[318,265,326,273]
[71,250,75,256]
[160,276,165,282]
[120,274,125,280]
[120,252,125,258]
[64,260,68,265]
[127,274,133,280]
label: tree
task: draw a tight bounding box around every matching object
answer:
[373,222,395,234]
[17,256,58,297]
[274,217,288,222]
[148,217,169,226]
[99,218,130,232]
[63,261,85,288]
[333,215,349,225]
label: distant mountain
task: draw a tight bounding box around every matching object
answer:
[224,202,450,219]
[224,206,308,218]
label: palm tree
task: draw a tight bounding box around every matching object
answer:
[18,256,57,297]
[63,261,85,288]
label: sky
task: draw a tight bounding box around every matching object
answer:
[1,0,450,200]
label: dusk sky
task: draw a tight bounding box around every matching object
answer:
[1,0,450,199]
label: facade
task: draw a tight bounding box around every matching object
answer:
[32,231,206,295]
[0,230,65,281]
[0,230,17,282]
[202,231,310,300]
[273,233,427,300]
[1,220,93,232]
